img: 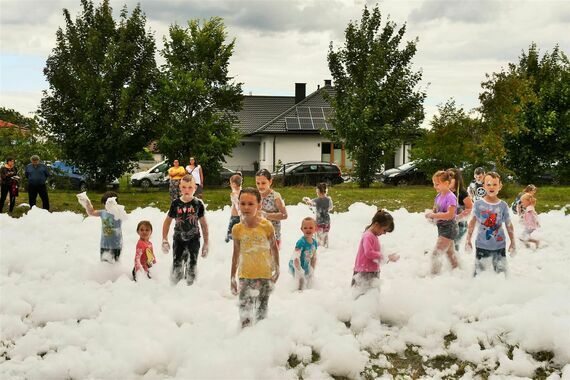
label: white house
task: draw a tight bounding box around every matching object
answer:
[224,80,412,173]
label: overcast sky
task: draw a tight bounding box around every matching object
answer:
[1,0,568,126]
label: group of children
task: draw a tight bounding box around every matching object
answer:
[77,166,542,328]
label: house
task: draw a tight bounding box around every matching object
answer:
[224,80,412,174]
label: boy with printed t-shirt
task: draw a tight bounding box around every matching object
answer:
[466,172,515,275]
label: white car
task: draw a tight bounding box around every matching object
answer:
[130,161,169,188]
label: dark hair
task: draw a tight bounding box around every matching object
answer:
[366,209,394,232]
[447,168,466,195]
[137,220,153,232]
[5,157,14,163]
[484,171,501,183]
[316,182,327,194]
[101,191,118,204]
[239,187,261,203]
[474,167,485,175]
[230,174,243,186]
[432,170,452,183]
[255,168,272,180]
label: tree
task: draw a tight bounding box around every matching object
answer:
[155,17,243,182]
[327,5,426,187]
[39,0,159,187]
[411,100,484,177]
[479,44,570,183]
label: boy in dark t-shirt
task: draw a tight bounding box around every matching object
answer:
[162,175,209,285]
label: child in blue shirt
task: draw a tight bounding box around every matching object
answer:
[466,172,516,275]
[288,217,318,290]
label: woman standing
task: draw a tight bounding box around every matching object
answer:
[0,157,19,213]
[185,157,204,198]
[167,159,186,202]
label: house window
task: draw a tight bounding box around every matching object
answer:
[262,142,266,161]
[321,142,331,162]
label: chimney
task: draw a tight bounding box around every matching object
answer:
[324,79,332,87]
[295,83,306,104]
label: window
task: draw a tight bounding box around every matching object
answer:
[321,142,331,162]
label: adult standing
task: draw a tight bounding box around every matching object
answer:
[0,157,19,213]
[185,157,204,198]
[167,159,186,202]
[25,155,50,210]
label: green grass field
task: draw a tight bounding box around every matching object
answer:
[6,178,569,218]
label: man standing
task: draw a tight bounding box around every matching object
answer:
[25,155,50,210]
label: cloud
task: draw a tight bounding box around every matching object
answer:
[409,0,501,24]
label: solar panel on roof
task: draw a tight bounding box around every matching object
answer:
[285,117,301,130]
[309,107,325,118]
[298,117,314,130]
[296,107,310,117]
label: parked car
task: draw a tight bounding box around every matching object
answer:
[48,161,119,191]
[382,161,428,186]
[130,161,169,188]
[272,161,343,186]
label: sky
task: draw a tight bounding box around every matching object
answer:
[1,0,569,126]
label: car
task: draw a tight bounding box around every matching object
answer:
[272,161,343,186]
[48,161,119,191]
[382,161,428,186]
[130,161,169,188]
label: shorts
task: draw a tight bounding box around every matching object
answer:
[351,271,379,287]
[437,220,458,240]
[474,247,507,275]
[317,224,331,233]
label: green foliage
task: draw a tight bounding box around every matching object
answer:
[0,107,61,169]
[479,43,570,183]
[411,100,484,176]
[327,5,426,188]
[39,0,159,187]
[155,17,243,182]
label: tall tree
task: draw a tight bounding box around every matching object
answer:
[411,100,483,177]
[156,17,243,181]
[327,5,426,187]
[479,43,570,183]
[39,0,158,186]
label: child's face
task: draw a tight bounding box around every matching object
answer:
[301,220,317,238]
[521,196,532,207]
[255,175,272,195]
[483,175,502,197]
[239,193,261,217]
[371,223,390,236]
[230,182,241,192]
[475,173,485,183]
[432,177,450,193]
[137,225,152,240]
[179,181,196,196]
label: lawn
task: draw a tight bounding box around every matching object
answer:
[6,178,569,218]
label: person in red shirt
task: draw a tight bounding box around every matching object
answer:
[132,220,156,281]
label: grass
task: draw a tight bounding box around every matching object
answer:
[5,177,569,218]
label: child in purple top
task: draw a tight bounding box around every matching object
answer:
[352,210,399,292]
[425,170,459,274]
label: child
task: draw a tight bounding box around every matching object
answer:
[225,174,243,243]
[468,167,486,201]
[511,184,537,215]
[230,187,280,328]
[255,169,288,248]
[425,171,459,274]
[447,168,473,251]
[132,220,156,281]
[352,209,399,292]
[303,182,333,248]
[80,191,124,262]
[519,193,540,249]
[466,172,516,275]
[288,217,318,290]
[162,175,209,285]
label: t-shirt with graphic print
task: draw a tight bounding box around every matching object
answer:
[435,191,457,225]
[473,198,511,250]
[134,239,155,272]
[99,210,122,249]
[232,219,275,279]
[468,181,487,201]
[261,190,283,240]
[289,236,318,275]
[167,197,205,241]
[312,196,332,225]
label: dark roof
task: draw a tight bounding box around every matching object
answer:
[233,86,335,136]
[234,95,295,135]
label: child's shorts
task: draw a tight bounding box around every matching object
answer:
[474,247,507,275]
[351,271,379,287]
[317,224,330,233]
[437,220,458,239]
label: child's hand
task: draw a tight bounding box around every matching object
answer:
[162,240,170,254]
[272,266,280,282]
[302,197,311,204]
[230,278,238,295]
[388,253,400,262]
[201,243,209,258]
[465,241,473,253]
[509,244,516,257]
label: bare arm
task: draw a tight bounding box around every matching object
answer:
[465,216,477,249]
[269,233,280,282]
[199,216,209,256]
[506,220,516,252]
[162,216,173,241]
[328,197,334,211]
[459,197,473,219]
[230,239,240,294]
[86,203,101,217]
[199,166,204,187]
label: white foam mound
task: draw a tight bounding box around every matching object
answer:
[0,203,568,378]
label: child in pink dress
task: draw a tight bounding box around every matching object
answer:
[132,221,156,281]
[519,193,540,249]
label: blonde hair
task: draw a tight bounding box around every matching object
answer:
[484,171,501,182]
[301,216,317,228]
[432,170,452,183]
[181,174,195,184]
